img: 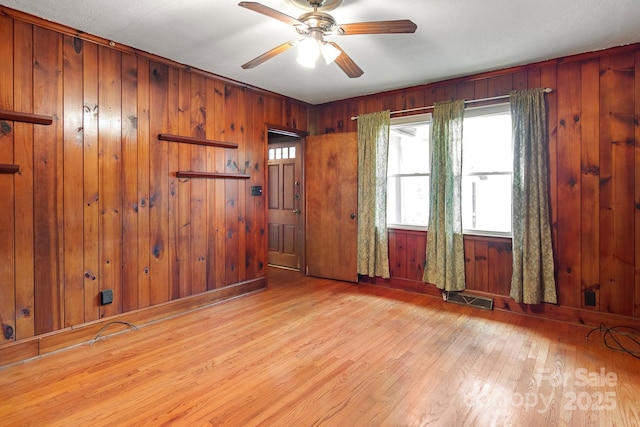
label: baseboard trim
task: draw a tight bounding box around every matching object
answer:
[0,277,266,368]
[359,276,640,331]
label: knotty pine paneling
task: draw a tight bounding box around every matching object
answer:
[167,67,180,302]
[98,45,124,319]
[556,61,582,309]
[0,14,15,345]
[599,53,635,317]
[136,56,151,310]
[319,44,640,323]
[580,59,601,311]
[0,10,308,352]
[636,50,640,320]
[122,52,140,312]
[13,20,36,341]
[83,41,101,321]
[177,69,192,298]
[62,34,85,327]
[33,26,64,335]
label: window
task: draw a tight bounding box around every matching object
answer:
[386,104,513,236]
[387,114,431,228]
[268,146,296,160]
[461,104,512,235]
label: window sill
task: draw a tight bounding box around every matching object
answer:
[387,225,512,240]
[387,224,428,232]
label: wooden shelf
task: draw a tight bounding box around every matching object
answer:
[158,133,238,149]
[0,164,20,174]
[176,171,250,180]
[0,109,53,125]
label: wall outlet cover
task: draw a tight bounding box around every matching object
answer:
[100,289,114,305]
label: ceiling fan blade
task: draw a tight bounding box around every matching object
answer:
[328,42,363,78]
[241,40,296,69]
[238,2,309,30]
[337,20,417,35]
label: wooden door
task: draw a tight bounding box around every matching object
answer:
[267,141,303,269]
[305,132,358,282]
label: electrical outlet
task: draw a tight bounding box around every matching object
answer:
[100,289,114,305]
[584,290,596,307]
[251,185,263,196]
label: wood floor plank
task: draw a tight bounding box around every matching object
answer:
[1,267,639,426]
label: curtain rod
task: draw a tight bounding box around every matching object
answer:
[349,87,554,121]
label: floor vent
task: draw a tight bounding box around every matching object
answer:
[444,291,494,310]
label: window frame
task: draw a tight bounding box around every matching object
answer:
[385,104,513,238]
[387,113,432,231]
[461,102,513,238]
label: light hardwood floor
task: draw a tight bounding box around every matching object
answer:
[1,267,639,426]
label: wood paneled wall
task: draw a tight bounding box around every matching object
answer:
[316,44,640,325]
[0,10,309,348]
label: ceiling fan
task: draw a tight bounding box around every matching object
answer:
[238,0,417,78]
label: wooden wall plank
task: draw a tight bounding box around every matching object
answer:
[487,241,512,296]
[527,68,541,88]
[148,61,170,305]
[82,39,100,322]
[167,66,180,301]
[190,73,207,294]
[407,231,426,282]
[13,20,35,340]
[255,93,267,277]
[473,241,489,293]
[177,69,192,298]
[539,65,559,269]
[212,80,227,289]
[579,59,601,310]
[121,52,139,312]
[205,79,217,290]
[388,231,400,278]
[62,35,85,326]
[33,26,63,335]
[0,14,16,344]
[457,80,475,103]
[487,74,513,97]
[224,84,242,286]
[555,62,582,308]
[98,45,123,318]
[599,54,635,316]
[236,89,248,283]
[0,15,13,106]
[244,92,263,279]
[512,70,528,91]
[394,232,408,279]
[136,57,151,308]
[635,50,640,319]
[463,239,476,290]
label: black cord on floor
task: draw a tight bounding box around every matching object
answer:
[90,321,139,345]
[586,323,640,359]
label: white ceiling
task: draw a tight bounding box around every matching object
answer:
[2,0,640,105]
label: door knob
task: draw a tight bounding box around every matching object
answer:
[350,212,356,219]
[293,209,301,214]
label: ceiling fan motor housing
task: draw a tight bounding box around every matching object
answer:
[297,11,337,35]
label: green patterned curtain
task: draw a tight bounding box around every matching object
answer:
[357,111,391,278]
[510,88,557,304]
[423,100,466,291]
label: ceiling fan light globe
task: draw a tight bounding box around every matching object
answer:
[321,42,341,64]
[297,37,320,68]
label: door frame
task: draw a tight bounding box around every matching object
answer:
[266,124,308,272]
